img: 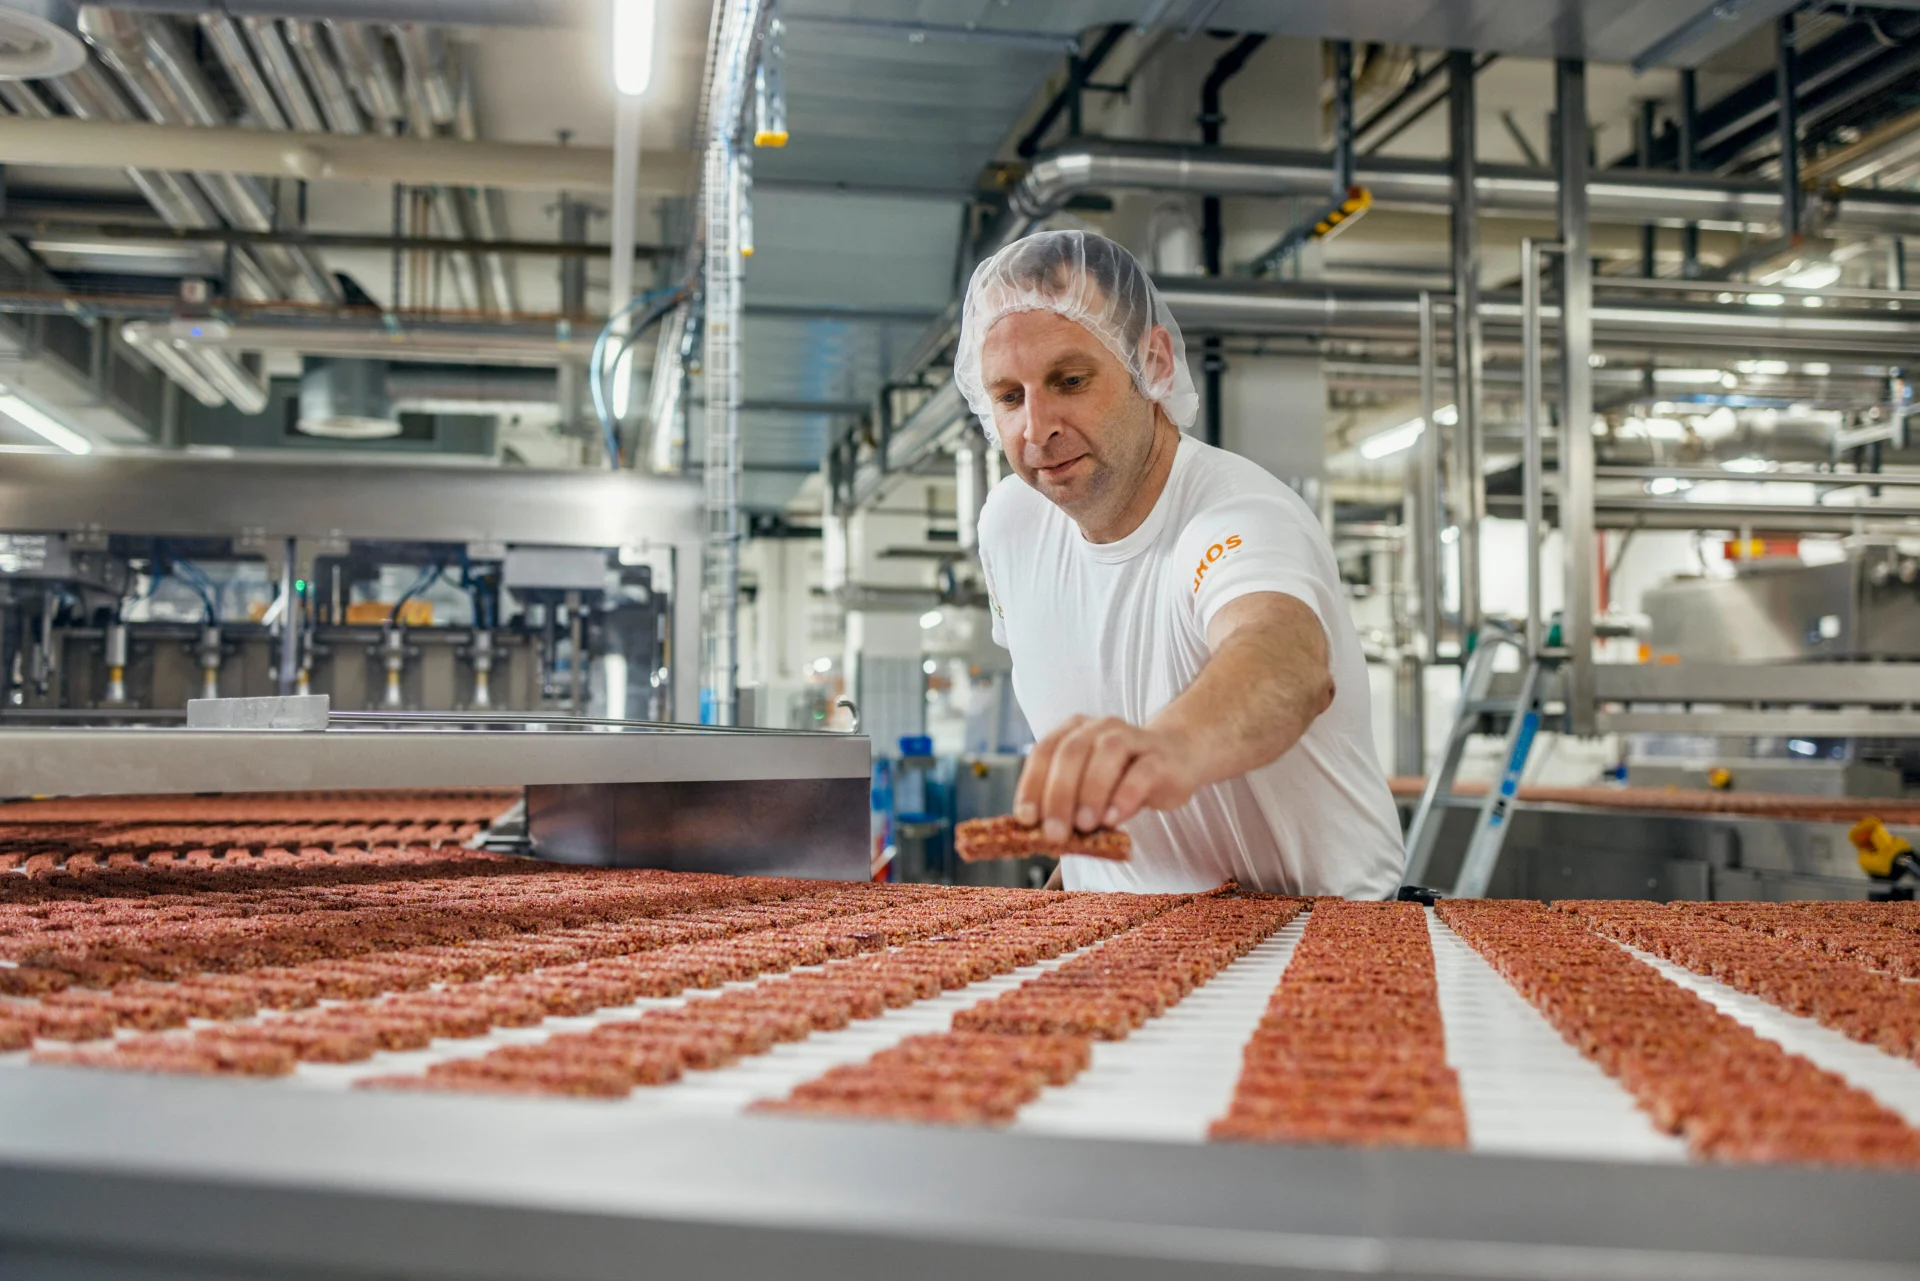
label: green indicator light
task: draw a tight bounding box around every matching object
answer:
[295,579,307,592]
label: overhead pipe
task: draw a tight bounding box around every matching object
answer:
[286,21,365,135]
[242,16,328,134]
[1197,32,1265,449]
[452,48,517,314]
[80,10,339,305]
[89,2,575,25]
[1004,138,1920,239]
[326,21,404,124]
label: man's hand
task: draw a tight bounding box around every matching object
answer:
[1013,593,1335,849]
[1015,715,1201,843]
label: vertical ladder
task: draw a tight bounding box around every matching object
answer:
[1403,627,1558,898]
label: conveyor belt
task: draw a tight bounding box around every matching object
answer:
[5,793,1920,1278]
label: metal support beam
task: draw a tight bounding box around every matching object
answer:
[1414,290,1441,665]
[1680,69,1700,279]
[1447,50,1484,642]
[1777,13,1801,241]
[1556,59,1596,736]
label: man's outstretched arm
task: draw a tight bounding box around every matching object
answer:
[1015,591,1334,841]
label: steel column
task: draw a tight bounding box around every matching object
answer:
[1447,51,1484,641]
[1413,290,1442,665]
[1556,59,1596,735]
[275,536,298,696]
[1777,13,1802,241]
[1680,69,1701,278]
[1520,239,1553,661]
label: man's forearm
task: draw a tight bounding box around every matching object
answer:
[1147,595,1333,790]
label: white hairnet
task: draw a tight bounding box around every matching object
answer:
[953,229,1197,439]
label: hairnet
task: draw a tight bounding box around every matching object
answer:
[953,229,1197,438]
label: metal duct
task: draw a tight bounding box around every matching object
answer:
[298,357,398,438]
[452,49,514,312]
[118,324,224,408]
[198,14,285,129]
[285,20,362,134]
[390,23,453,124]
[241,16,326,133]
[76,10,336,304]
[325,20,402,124]
[385,364,552,412]
[1156,279,1920,357]
[0,0,85,79]
[99,2,576,24]
[1006,139,1920,242]
[121,317,590,365]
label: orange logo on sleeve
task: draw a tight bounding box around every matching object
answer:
[1191,534,1243,593]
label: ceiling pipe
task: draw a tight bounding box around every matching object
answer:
[0,113,686,192]
[325,20,403,124]
[1003,139,1920,242]
[1156,278,1920,357]
[124,317,592,366]
[243,16,328,134]
[285,21,364,134]
[82,2,576,25]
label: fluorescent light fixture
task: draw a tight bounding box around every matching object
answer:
[612,0,656,96]
[1433,403,1459,426]
[1639,417,1687,441]
[1788,738,1817,756]
[1803,362,1831,376]
[1747,292,1786,307]
[811,656,833,674]
[1694,406,1738,438]
[1722,456,1773,473]
[1779,260,1842,290]
[1652,368,1728,385]
[1736,359,1790,375]
[0,392,89,455]
[1439,525,1459,545]
[1360,417,1424,460]
[919,610,943,630]
[1645,476,1694,496]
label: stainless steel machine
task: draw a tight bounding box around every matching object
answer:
[0,455,703,723]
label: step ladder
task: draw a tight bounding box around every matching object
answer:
[1403,627,1562,898]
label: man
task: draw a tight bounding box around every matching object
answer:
[954,229,1403,897]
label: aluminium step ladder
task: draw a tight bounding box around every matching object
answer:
[1403,627,1562,898]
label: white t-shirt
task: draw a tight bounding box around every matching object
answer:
[977,435,1404,898]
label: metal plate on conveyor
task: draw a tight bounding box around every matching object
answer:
[0,725,870,797]
[0,1067,1916,1281]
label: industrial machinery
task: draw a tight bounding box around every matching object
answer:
[0,456,702,722]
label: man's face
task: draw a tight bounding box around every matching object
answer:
[978,309,1170,531]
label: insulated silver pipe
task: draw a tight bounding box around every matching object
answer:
[286,21,364,134]
[326,21,404,124]
[243,17,328,133]
[1008,139,1920,238]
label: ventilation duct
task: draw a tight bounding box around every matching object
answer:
[297,357,398,438]
[0,0,85,79]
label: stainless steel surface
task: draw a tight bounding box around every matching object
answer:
[0,455,702,719]
[185,693,329,729]
[0,724,868,796]
[1557,59,1597,737]
[527,777,867,878]
[1639,555,1920,664]
[1449,53,1483,642]
[1,1064,1918,1281]
[1594,660,1920,704]
[1625,758,1903,799]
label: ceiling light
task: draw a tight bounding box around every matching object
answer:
[0,392,88,455]
[1779,260,1842,290]
[1433,403,1459,426]
[812,656,833,674]
[1722,456,1773,473]
[1720,372,1739,388]
[1735,359,1790,375]
[919,609,943,630]
[1645,476,1694,496]
[1588,353,1607,368]
[1802,296,1825,308]
[612,0,657,96]
[1694,406,1739,438]
[922,659,937,675]
[1639,417,1687,441]
[1747,292,1786,307]
[1652,368,1728,385]
[1360,417,1424,460]
[1803,362,1831,376]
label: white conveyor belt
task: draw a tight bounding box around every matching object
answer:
[1628,944,1920,1131]
[1429,911,1687,1162]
